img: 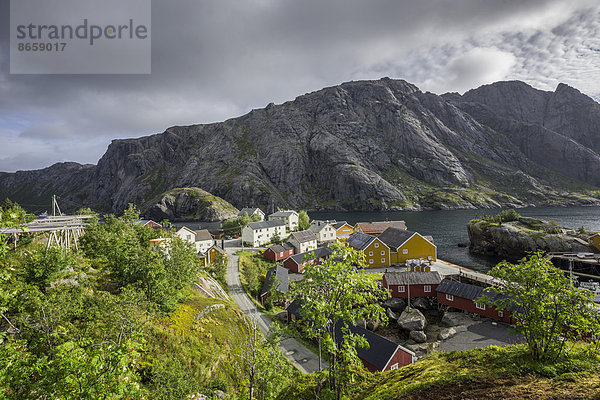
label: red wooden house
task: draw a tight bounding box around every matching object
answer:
[383,271,441,298]
[436,279,515,324]
[263,242,295,262]
[283,247,332,273]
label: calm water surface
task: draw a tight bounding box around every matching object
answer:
[309,206,600,272]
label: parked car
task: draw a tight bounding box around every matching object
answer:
[225,235,232,240]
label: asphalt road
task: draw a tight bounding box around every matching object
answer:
[224,243,327,374]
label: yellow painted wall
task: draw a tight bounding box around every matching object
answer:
[336,224,355,236]
[363,238,390,267]
[395,234,436,263]
[590,234,600,251]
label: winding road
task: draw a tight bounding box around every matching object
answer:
[224,241,327,373]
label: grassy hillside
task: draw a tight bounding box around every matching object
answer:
[278,344,600,400]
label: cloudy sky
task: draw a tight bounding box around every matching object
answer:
[1,0,600,172]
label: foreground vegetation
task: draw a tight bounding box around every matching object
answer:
[0,202,295,399]
[279,343,600,400]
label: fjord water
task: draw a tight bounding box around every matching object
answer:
[309,206,600,272]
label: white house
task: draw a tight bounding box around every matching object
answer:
[238,207,265,221]
[176,226,196,244]
[194,229,214,254]
[288,230,318,254]
[242,220,286,247]
[309,221,337,244]
[268,210,299,231]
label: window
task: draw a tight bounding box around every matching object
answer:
[374,243,379,248]
[446,294,454,301]
[369,251,373,256]
[424,285,431,293]
[381,258,385,263]
[390,363,398,370]
[476,302,486,310]
[369,259,374,264]
[398,285,405,293]
[280,252,284,257]
[402,249,408,254]
[498,311,504,318]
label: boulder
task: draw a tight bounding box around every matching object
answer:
[411,297,432,310]
[438,327,457,340]
[384,298,406,311]
[409,330,427,343]
[356,318,367,329]
[397,307,427,331]
[367,320,380,332]
[386,307,399,321]
[441,312,465,327]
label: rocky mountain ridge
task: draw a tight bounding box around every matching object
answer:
[1,78,600,215]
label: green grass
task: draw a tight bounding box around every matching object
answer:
[277,343,600,400]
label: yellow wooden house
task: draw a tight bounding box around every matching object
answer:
[347,232,390,267]
[206,244,226,265]
[333,221,355,238]
[378,228,437,264]
[589,233,600,252]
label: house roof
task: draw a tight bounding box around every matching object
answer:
[209,244,226,254]
[288,247,332,265]
[177,226,196,235]
[269,210,298,218]
[247,220,286,230]
[286,299,303,319]
[194,229,213,242]
[347,232,377,250]
[135,219,162,227]
[378,228,417,249]
[238,208,263,216]
[333,322,414,371]
[355,221,407,235]
[333,221,351,230]
[266,242,294,253]
[261,265,289,297]
[290,230,318,243]
[309,223,333,233]
[437,279,510,303]
[384,271,442,286]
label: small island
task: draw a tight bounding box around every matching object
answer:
[467,209,598,261]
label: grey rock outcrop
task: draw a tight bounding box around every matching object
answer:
[468,217,595,260]
[386,307,399,321]
[2,79,600,214]
[438,327,457,340]
[397,307,427,331]
[144,187,238,222]
[441,312,466,327]
[384,298,406,312]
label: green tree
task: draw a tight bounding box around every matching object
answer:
[206,252,228,288]
[480,252,600,361]
[298,211,310,231]
[75,207,96,216]
[288,242,387,399]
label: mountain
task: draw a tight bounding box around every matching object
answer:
[1,78,600,215]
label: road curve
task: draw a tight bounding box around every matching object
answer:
[225,244,327,374]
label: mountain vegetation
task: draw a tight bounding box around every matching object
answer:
[2,79,600,214]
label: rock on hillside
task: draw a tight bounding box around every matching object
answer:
[467,217,596,261]
[2,78,600,214]
[144,187,239,222]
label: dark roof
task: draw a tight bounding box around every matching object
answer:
[290,230,318,243]
[437,279,506,302]
[238,207,263,216]
[261,265,289,297]
[266,242,294,253]
[247,220,286,230]
[333,221,350,229]
[384,271,442,286]
[269,210,298,217]
[194,229,213,241]
[288,247,332,264]
[378,228,418,249]
[209,244,225,254]
[356,221,407,234]
[347,232,376,250]
[286,298,302,318]
[334,322,414,370]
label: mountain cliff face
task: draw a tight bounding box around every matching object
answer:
[1,78,600,214]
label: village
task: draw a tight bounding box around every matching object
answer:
[135,207,560,374]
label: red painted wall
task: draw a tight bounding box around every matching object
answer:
[359,347,414,372]
[264,248,294,262]
[383,278,439,298]
[437,292,514,324]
